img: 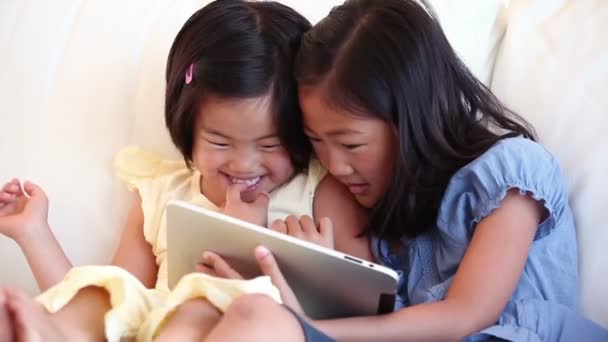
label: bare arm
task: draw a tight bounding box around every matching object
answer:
[313,174,373,261]
[17,223,73,291]
[110,193,158,288]
[314,190,543,341]
[0,180,73,291]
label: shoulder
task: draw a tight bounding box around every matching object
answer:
[451,137,563,195]
[114,146,196,197]
[460,137,556,179]
[438,137,569,241]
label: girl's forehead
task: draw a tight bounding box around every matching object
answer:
[196,95,278,138]
[299,84,374,119]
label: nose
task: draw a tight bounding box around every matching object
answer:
[229,149,259,175]
[324,149,353,177]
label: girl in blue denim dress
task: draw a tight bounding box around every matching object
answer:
[260,0,608,340]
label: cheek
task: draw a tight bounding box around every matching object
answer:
[311,144,331,166]
[354,151,386,182]
[367,148,395,192]
[265,152,295,179]
[192,148,224,174]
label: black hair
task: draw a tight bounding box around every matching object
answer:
[165,0,312,171]
[295,0,536,243]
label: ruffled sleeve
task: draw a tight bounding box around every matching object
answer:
[113,146,192,253]
[436,137,569,247]
[114,146,186,191]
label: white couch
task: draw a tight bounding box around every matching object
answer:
[1,0,606,328]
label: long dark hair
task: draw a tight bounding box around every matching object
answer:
[295,0,536,242]
[165,0,312,171]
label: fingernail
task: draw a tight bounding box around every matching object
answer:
[202,252,211,260]
[255,246,270,258]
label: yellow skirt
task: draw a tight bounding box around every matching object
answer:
[35,265,281,342]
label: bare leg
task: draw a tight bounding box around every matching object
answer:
[204,294,305,342]
[4,286,110,342]
[154,298,221,342]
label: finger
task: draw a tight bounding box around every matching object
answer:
[254,246,301,311]
[255,247,286,286]
[270,219,287,234]
[253,192,270,210]
[284,215,302,238]
[4,287,29,302]
[0,290,14,341]
[194,263,217,276]
[23,181,44,199]
[0,192,13,203]
[2,183,21,196]
[203,252,243,279]
[223,183,248,209]
[318,217,334,238]
[299,216,317,235]
[4,179,19,189]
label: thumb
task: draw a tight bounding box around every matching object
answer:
[22,181,45,199]
[254,246,301,311]
[255,246,285,286]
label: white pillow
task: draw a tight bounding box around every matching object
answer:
[491,0,608,327]
[430,0,508,85]
[0,0,190,293]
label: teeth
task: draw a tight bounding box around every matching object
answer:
[230,176,261,187]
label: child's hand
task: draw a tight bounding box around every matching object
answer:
[253,246,303,313]
[195,251,244,279]
[270,216,334,249]
[221,183,269,227]
[0,179,50,243]
[195,246,304,314]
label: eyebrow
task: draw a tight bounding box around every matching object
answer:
[304,127,364,137]
[202,129,278,141]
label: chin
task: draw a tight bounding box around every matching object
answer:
[356,195,376,209]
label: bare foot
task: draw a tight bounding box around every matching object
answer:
[0,290,15,342]
[4,287,68,342]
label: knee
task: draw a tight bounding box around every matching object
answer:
[224,294,281,322]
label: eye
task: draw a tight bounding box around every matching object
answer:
[260,144,281,151]
[308,136,322,143]
[205,139,229,148]
[343,144,364,150]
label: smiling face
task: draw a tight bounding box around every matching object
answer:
[299,86,397,208]
[192,95,295,206]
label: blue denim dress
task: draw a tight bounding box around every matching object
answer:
[371,138,608,341]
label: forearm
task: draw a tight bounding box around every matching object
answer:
[314,300,479,342]
[17,223,72,291]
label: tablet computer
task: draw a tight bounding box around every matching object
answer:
[165,200,399,319]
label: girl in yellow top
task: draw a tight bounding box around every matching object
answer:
[0,1,369,341]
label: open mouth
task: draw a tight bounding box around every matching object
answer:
[227,175,263,191]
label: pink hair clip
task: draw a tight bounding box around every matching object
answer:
[185,63,194,85]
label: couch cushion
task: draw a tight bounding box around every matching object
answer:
[430,0,508,85]
[491,0,608,327]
